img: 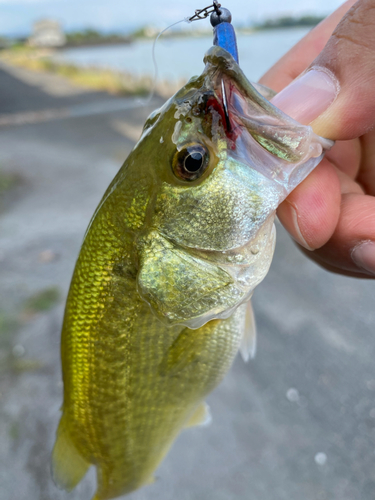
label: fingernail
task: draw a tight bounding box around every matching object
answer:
[279,202,314,251]
[351,241,375,275]
[271,68,339,124]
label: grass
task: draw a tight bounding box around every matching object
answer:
[0,312,19,337]
[0,169,20,196]
[0,46,181,97]
[24,286,61,313]
[0,287,61,374]
[0,167,23,214]
[12,358,44,373]
[9,421,19,440]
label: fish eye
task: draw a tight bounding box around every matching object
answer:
[172,145,209,181]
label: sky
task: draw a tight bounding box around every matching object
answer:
[0,0,346,37]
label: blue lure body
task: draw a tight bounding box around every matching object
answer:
[213,22,239,63]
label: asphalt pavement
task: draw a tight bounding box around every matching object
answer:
[0,62,375,500]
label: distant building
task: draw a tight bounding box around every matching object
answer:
[143,26,159,38]
[28,19,66,47]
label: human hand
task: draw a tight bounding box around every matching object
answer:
[259,0,375,278]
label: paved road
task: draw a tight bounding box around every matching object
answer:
[0,64,375,500]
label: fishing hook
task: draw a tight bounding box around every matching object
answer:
[189,1,222,22]
[221,80,231,132]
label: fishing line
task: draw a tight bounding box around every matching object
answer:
[139,18,191,106]
[139,2,221,106]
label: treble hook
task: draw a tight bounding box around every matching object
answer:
[189,1,222,22]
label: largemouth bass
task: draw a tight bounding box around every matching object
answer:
[52,46,332,500]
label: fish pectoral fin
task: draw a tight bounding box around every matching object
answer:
[185,402,212,428]
[51,416,90,492]
[158,326,200,376]
[239,300,257,362]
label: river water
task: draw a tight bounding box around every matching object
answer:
[56,28,311,83]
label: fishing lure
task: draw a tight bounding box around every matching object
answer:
[52,5,333,499]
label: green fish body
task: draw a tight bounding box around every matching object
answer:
[52,47,332,500]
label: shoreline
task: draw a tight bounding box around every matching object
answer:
[2,24,319,51]
[0,47,184,99]
[61,25,314,47]
[62,39,133,49]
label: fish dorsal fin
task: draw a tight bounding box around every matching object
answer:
[51,416,90,492]
[239,300,257,362]
[185,402,212,428]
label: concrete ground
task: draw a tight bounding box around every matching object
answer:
[0,62,375,500]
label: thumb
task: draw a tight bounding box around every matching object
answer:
[271,0,375,140]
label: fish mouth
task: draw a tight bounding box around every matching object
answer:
[202,46,333,193]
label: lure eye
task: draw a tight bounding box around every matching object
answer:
[173,145,209,181]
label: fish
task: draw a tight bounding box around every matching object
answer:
[51,45,333,500]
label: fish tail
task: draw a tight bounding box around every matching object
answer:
[51,415,90,492]
[93,465,154,500]
[93,467,129,500]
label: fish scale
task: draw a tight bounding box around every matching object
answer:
[52,41,333,499]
